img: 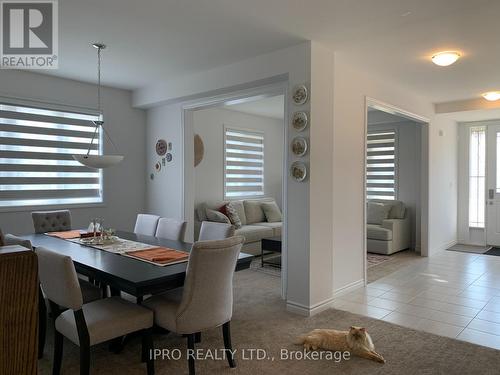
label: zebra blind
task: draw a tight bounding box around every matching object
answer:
[0,102,102,208]
[366,130,397,200]
[224,128,264,199]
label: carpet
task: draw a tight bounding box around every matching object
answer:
[38,269,500,375]
[446,244,492,254]
[367,253,391,268]
[250,257,281,277]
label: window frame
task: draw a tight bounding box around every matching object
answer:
[366,128,399,201]
[223,125,265,200]
[0,100,105,213]
[468,126,486,229]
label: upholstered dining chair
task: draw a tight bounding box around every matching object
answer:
[198,221,235,241]
[155,218,187,241]
[37,247,155,375]
[143,236,244,375]
[134,214,160,236]
[31,210,72,234]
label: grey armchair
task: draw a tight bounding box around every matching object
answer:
[198,221,235,241]
[143,236,244,375]
[37,247,154,375]
[31,210,72,234]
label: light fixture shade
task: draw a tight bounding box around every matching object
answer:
[431,51,460,66]
[73,155,124,169]
[482,91,500,102]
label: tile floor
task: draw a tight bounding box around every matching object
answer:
[333,250,500,350]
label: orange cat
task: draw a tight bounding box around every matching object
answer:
[296,326,385,363]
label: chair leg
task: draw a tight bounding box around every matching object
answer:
[222,321,236,368]
[52,330,63,375]
[187,334,196,375]
[80,343,90,375]
[38,287,47,359]
[142,329,155,375]
[194,332,201,343]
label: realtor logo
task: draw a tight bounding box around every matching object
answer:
[1,0,58,69]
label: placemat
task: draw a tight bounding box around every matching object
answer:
[125,247,189,266]
[45,230,83,239]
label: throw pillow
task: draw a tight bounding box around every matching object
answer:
[205,208,231,224]
[367,202,391,225]
[244,200,266,224]
[261,201,282,223]
[219,204,229,218]
[225,202,242,229]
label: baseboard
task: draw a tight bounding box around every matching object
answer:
[286,279,364,317]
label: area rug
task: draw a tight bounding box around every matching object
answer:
[367,253,391,268]
[250,256,281,277]
[38,269,500,375]
[446,244,492,254]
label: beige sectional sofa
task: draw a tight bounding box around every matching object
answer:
[195,198,282,255]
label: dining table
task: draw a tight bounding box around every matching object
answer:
[22,230,254,300]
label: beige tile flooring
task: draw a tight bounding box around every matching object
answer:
[333,250,500,350]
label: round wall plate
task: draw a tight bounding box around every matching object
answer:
[290,161,307,182]
[292,84,308,105]
[292,111,308,131]
[291,136,308,157]
[156,139,167,156]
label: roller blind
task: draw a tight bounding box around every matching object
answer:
[224,128,264,199]
[366,130,397,200]
[0,102,103,208]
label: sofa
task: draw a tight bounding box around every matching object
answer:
[195,198,282,255]
[367,199,410,255]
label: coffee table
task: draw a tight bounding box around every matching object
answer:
[261,236,282,268]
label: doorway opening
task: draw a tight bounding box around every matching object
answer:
[364,99,429,283]
[182,85,287,296]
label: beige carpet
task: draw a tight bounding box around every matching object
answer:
[39,269,500,375]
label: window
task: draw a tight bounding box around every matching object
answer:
[366,130,397,200]
[469,127,486,228]
[0,102,102,208]
[224,127,264,199]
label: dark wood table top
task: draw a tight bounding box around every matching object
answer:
[22,231,253,297]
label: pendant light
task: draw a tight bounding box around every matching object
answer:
[73,43,124,169]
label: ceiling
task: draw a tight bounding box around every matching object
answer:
[41,0,500,104]
[225,95,284,120]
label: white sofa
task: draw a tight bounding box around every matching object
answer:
[195,198,282,255]
[367,199,411,255]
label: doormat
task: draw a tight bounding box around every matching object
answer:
[367,253,391,268]
[447,244,491,254]
[485,247,500,256]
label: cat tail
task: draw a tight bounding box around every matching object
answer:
[293,334,308,345]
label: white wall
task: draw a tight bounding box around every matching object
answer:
[0,70,147,234]
[332,52,457,294]
[192,107,283,207]
[368,121,422,250]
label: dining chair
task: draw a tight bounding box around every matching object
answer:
[198,221,235,241]
[155,218,187,241]
[31,210,72,234]
[143,236,244,375]
[37,247,155,375]
[134,214,160,236]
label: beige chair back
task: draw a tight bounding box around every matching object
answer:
[198,221,234,241]
[134,214,160,236]
[175,236,244,333]
[155,218,187,241]
[31,210,72,234]
[36,247,83,310]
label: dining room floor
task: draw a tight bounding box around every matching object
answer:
[333,249,500,349]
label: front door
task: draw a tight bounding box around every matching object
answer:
[486,124,500,246]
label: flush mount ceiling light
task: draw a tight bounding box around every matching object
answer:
[431,51,461,66]
[482,91,500,102]
[73,43,124,169]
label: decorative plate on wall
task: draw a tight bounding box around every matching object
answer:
[292,111,308,131]
[156,139,167,156]
[291,136,308,157]
[194,134,204,167]
[292,84,308,105]
[290,161,307,182]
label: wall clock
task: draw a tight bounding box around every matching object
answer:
[156,139,167,156]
